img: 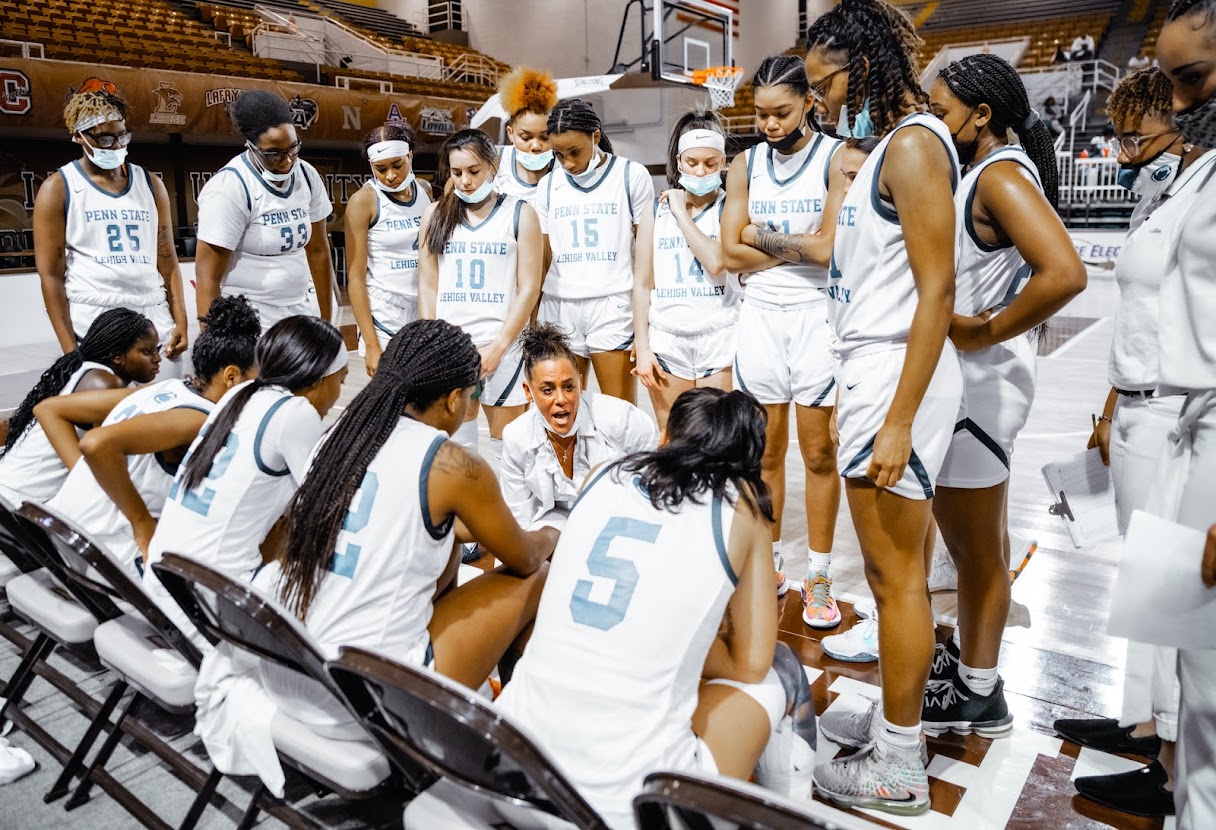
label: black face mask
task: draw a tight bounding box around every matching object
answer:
[766,123,805,153]
[951,108,980,167]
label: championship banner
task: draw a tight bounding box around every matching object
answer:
[0,57,482,141]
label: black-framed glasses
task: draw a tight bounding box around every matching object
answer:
[1118,129,1179,157]
[809,66,848,103]
[247,140,302,165]
[84,130,132,149]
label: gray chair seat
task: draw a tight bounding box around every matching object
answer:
[93,614,198,710]
[270,711,391,794]
[405,778,578,829]
[0,553,19,588]
[6,569,98,644]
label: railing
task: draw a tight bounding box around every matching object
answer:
[1057,155,1136,207]
[722,114,755,135]
[335,75,393,93]
[212,30,232,47]
[444,52,503,86]
[0,38,45,59]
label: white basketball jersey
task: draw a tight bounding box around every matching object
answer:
[650,191,740,334]
[829,113,960,360]
[150,385,322,578]
[954,147,1040,318]
[46,379,214,570]
[435,193,522,347]
[296,417,454,663]
[365,182,430,307]
[196,153,331,307]
[493,145,546,203]
[59,160,162,302]
[540,155,642,300]
[496,466,738,818]
[743,134,841,301]
[0,362,114,504]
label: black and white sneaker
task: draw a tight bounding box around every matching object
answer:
[930,637,960,683]
[921,675,1014,738]
[460,543,484,564]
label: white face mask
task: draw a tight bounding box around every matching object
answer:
[570,150,604,186]
[455,178,494,204]
[373,170,416,194]
[517,148,554,171]
[1122,152,1179,197]
[82,142,127,170]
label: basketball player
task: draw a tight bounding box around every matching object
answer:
[496,389,818,826]
[256,320,558,737]
[914,55,1086,738]
[33,77,188,374]
[1057,67,1201,818]
[1142,4,1216,825]
[500,323,658,529]
[195,90,334,331]
[493,66,558,202]
[633,109,739,431]
[535,99,655,404]
[0,309,159,505]
[419,130,543,460]
[802,0,962,813]
[144,316,346,642]
[33,297,261,572]
[721,55,844,619]
[346,123,433,377]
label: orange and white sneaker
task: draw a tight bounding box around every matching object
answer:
[774,547,790,596]
[802,570,841,629]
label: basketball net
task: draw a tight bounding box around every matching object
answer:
[693,66,743,110]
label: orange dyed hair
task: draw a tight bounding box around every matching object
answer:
[498,66,558,122]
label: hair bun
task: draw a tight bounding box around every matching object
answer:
[499,66,558,117]
[519,322,571,359]
[201,294,261,340]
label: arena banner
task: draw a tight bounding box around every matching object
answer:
[0,57,480,141]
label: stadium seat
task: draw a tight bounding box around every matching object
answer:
[633,771,849,830]
[327,646,610,829]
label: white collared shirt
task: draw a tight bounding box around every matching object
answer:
[499,391,659,527]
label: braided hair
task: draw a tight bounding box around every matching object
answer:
[1,308,152,458]
[424,129,500,255]
[360,122,417,159]
[280,318,481,618]
[939,54,1061,209]
[547,99,614,153]
[229,90,292,143]
[191,295,261,386]
[614,388,774,522]
[1107,68,1176,134]
[805,0,927,137]
[520,322,580,381]
[1169,0,1216,22]
[752,54,810,97]
[178,316,343,493]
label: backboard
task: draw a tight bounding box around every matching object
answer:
[609,0,736,87]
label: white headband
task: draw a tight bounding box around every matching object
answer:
[367,140,411,162]
[75,111,122,133]
[324,346,349,377]
[678,128,725,154]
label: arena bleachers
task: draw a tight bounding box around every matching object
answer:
[0,0,302,80]
[1140,3,1169,61]
[917,13,1112,69]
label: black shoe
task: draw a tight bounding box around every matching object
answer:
[921,675,1014,738]
[1053,717,1162,757]
[929,636,960,683]
[1075,760,1175,817]
[460,543,484,564]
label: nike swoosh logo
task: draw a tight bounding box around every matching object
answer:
[846,382,860,390]
[886,793,921,803]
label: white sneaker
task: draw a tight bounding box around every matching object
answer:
[852,596,877,620]
[0,737,35,784]
[822,616,879,663]
[927,548,958,593]
[819,699,930,766]
[754,716,814,800]
[774,547,790,597]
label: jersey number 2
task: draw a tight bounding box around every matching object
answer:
[329,471,379,578]
[569,516,661,631]
[168,433,239,518]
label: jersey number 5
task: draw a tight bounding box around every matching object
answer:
[569,516,661,631]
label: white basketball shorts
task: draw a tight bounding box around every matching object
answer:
[649,323,735,381]
[732,297,835,407]
[480,337,527,408]
[538,292,634,357]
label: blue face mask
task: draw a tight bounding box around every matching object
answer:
[517,149,553,171]
[570,151,604,186]
[455,178,494,204]
[837,98,875,139]
[679,171,721,196]
[83,144,128,171]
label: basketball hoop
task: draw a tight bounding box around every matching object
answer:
[693,66,743,110]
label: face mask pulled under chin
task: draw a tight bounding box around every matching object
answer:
[1176,93,1216,148]
[570,150,604,185]
[258,164,293,186]
[373,170,416,193]
[1118,152,1179,195]
[766,123,805,153]
[455,178,494,204]
[517,148,553,171]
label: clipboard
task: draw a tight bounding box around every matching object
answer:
[1042,448,1120,548]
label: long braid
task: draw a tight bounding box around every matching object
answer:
[806,0,927,137]
[280,319,481,619]
[1,308,151,458]
[940,54,1061,209]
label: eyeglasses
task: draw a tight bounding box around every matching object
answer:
[809,66,848,103]
[84,130,132,149]
[247,140,302,165]
[471,379,485,401]
[1119,129,1179,157]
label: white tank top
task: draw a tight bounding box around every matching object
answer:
[435,193,522,347]
[365,182,430,306]
[829,113,960,359]
[540,155,642,300]
[0,361,114,504]
[46,379,214,570]
[149,385,322,578]
[650,191,740,334]
[493,145,547,203]
[742,134,840,302]
[59,160,162,304]
[195,153,331,307]
[496,466,737,818]
[954,147,1039,318]
[293,417,455,663]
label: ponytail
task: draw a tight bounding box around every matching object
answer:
[423,129,500,255]
[666,105,726,187]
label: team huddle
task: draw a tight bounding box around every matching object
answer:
[11,0,1216,824]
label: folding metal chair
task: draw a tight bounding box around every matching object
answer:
[633,772,858,830]
[21,502,226,829]
[327,645,610,830]
[152,553,394,830]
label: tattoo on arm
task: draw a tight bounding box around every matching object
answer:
[752,228,806,264]
[157,226,175,261]
[433,441,480,480]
